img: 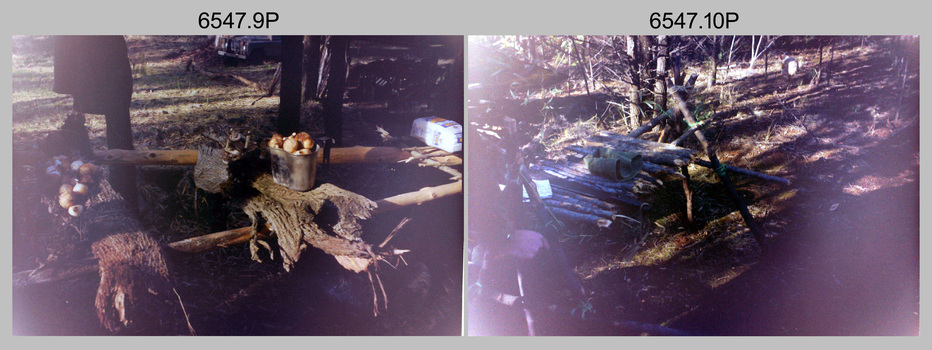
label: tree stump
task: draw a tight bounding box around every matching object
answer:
[240,173,382,273]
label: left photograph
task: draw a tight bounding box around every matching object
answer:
[11,35,464,336]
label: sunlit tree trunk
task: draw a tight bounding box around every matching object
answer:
[625,36,642,126]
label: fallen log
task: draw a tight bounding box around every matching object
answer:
[534,164,651,205]
[550,191,617,212]
[547,177,646,210]
[535,160,638,192]
[565,144,688,168]
[542,198,615,220]
[587,132,696,161]
[50,178,186,334]
[14,146,421,167]
[548,207,611,228]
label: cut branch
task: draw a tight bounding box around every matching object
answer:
[373,180,462,214]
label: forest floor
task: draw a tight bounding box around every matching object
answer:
[466,37,920,336]
[11,35,463,336]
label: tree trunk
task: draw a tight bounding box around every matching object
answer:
[655,35,670,142]
[317,36,331,100]
[625,36,642,127]
[709,36,719,87]
[302,36,322,103]
[277,36,304,135]
[323,36,350,146]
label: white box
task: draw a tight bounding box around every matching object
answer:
[410,117,463,153]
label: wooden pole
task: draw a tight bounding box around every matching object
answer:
[670,92,766,246]
[681,164,694,228]
[372,180,462,214]
[692,159,790,185]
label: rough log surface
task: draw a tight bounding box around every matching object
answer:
[193,146,232,193]
[47,179,183,334]
[240,173,380,272]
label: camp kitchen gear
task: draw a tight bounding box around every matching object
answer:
[270,143,320,191]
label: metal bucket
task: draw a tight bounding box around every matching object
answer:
[270,144,320,191]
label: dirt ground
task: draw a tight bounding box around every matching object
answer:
[466,36,919,336]
[11,35,463,336]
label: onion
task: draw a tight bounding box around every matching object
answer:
[68,205,84,217]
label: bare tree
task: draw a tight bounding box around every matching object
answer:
[748,35,780,70]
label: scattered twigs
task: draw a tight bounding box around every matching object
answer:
[379,217,412,248]
[172,287,197,336]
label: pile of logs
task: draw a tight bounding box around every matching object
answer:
[526,131,695,231]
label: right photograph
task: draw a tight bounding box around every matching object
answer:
[465,35,919,336]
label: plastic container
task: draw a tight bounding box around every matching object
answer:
[270,144,320,191]
[410,117,463,153]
